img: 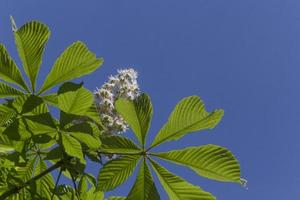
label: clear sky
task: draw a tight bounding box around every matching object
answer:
[1,0,299,199]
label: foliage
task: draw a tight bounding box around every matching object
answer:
[0,18,244,200]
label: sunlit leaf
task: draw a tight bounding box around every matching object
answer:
[150,159,216,200]
[101,135,141,154]
[61,133,85,164]
[115,93,153,147]
[0,44,29,91]
[0,82,24,98]
[70,132,101,150]
[97,155,140,191]
[154,145,241,183]
[11,17,50,92]
[57,82,94,116]
[39,41,103,94]
[151,96,224,149]
[126,159,160,200]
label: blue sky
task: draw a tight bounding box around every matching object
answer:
[1,0,299,199]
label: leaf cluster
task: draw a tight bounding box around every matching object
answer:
[0,18,244,200]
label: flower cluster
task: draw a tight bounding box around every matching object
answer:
[94,68,140,134]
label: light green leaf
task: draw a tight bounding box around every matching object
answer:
[0,82,24,98]
[61,133,85,164]
[115,93,153,147]
[12,18,50,92]
[106,197,126,200]
[154,145,241,183]
[0,135,14,153]
[42,93,58,106]
[150,96,224,149]
[82,187,104,200]
[97,155,140,191]
[85,104,103,126]
[39,41,103,94]
[70,132,101,150]
[126,159,160,200]
[101,135,141,154]
[0,44,29,91]
[57,82,94,116]
[150,159,216,200]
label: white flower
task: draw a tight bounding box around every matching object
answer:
[94,68,140,134]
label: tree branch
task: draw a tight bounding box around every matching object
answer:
[0,160,64,200]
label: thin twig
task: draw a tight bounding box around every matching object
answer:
[51,167,63,200]
[70,173,80,200]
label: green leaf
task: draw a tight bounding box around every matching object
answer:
[12,18,50,92]
[0,82,24,98]
[57,82,94,116]
[85,104,103,126]
[42,93,58,106]
[154,145,241,183]
[0,135,14,153]
[150,159,216,200]
[150,96,224,149]
[0,104,17,126]
[3,119,31,141]
[115,93,153,147]
[65,121,102,139]
[70,132,101,150]
[0,44,29,91]
[106,197,126,200]
[126,159,160,200]
[97,155,140,191]
[39,41,103,94]
[101,135,141,154]
[61,133,85,164]
[82,187,104,200]
[31,159,56,199]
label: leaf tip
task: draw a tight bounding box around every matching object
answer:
[9,15,18,32]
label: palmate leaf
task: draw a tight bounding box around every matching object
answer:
[61,133,85,164]
[154,145,241,183]
[57,82,94,116]
[149,159,216,200]
[115,93,153,147]
[0,82,24,98]
[150,96,224,149]
[0,44,29,92]
[11,17,50,92]
[97,155,140,191]
[101,136,141,154]
[39,41,103,94]
[126,159,160,200]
